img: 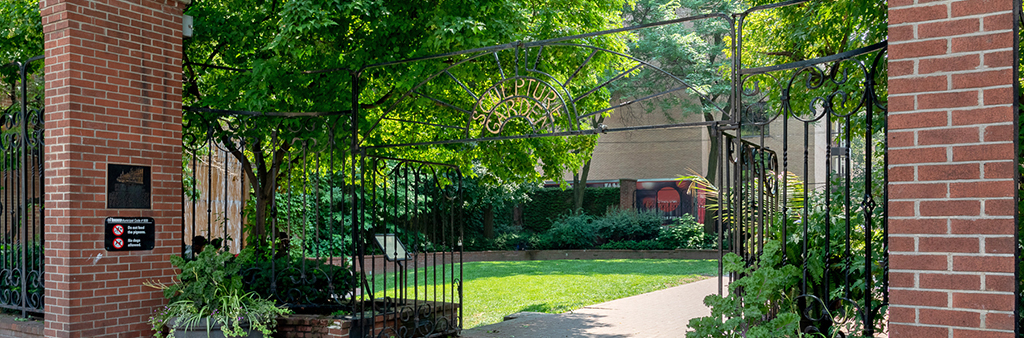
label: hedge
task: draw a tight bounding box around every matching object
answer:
[521,187,619,232]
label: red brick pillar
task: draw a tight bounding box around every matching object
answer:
[888,0,1017,336]
[41,0,187,337]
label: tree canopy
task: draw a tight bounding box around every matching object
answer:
[0,0,41,64]
[182,0,636,241]
[1,0,891,242]
[741,0,887,66]
[1,0,44,106]
[184,0,634,184]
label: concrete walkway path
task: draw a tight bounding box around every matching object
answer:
[459,277,728,338]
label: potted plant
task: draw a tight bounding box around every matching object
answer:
[148,248,291,338]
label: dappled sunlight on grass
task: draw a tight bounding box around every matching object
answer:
[369,259,717,328]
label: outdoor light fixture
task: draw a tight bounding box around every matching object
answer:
[183,15,194,38]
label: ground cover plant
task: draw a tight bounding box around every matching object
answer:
[687,146,887,337]
[371,259,717,329]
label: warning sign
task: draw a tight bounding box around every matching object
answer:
[104,217,155,251]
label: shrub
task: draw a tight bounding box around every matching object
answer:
[597,240,672,250]
[686,242,801,338]
[236,249,356,314]
[149,249,291,338]
[492,232,531,251]
[592,209,662,243]
[462,236,494,251]
[535,213,597,249]
[521,187,619,232]
[688,167,887,336]
[657,214,716,250]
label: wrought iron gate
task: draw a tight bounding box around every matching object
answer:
[184,111,464,338]
[351,156,463,338]
[0,56,46,316]
[717,41,889,335]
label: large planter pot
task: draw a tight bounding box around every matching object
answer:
[169,317,264,338]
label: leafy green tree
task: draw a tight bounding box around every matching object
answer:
[616,0,739,177]
[611,0,887,226]
[0,0,41,64]
[558,0,741,215]
[740,0,887,67]
[460,166,534,239]
[183,0,632,244]
[1,0,44,108]
[615,0,887,179]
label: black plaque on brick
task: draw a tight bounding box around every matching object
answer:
[105,217,155,251]
[107,164,151,209]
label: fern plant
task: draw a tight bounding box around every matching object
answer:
[148,249,291,338]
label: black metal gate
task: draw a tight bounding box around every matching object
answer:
[0,56,46,317]
[717,42,889,335]
[351,156,463,338]
[184,110,465,337]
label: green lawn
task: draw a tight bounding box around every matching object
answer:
[372,259,718,329]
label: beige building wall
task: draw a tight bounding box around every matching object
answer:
[584,104,709,181]
[575,102,826,188]
[737,117,827,190]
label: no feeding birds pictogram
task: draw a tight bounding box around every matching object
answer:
[112,224,124,236]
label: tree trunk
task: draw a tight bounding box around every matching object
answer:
[252,174,277,246]
[512,204,523,227]
[222,132,290,249]
[482,206,495,239]
[572,117,603,213]
[572,158,592,213]
[703,112,721,234]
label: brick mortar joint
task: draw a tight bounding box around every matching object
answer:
[886,305,1015,312]
[888,161,1013,168]
[888,67,1015,79]
[888,48,1016,63]
[888,234,1013,238]
[889,127,1015,136]
[891,86,1015,96]
[888,29,1014,43]
[885,104,1016,114]
[890,15,1016,29]
[891,198,1015,202]
[889,269,1015,275]
[890,271,1014,276]
[888,178,1014,183]
[889,11,1015,27]
[887,87,1009,98]
[885,322,1015,332]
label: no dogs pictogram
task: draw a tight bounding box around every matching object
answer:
[112,224,124,236]
[112,237,124,249]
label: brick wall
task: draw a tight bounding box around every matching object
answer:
[887,0,1017,336]
[0,316,42,338]
[40,0,188,337]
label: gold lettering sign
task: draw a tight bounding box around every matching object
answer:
[474,77,566,135]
